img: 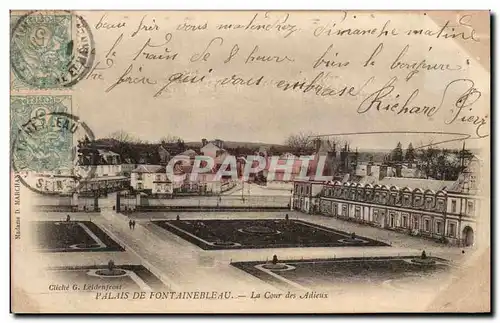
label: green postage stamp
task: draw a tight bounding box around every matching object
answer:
[10,95,73,173]
[10,11,95,90]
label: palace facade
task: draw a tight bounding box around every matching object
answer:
[292,157,482,247]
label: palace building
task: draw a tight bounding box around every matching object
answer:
[292,156,482,247]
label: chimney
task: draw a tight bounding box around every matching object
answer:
[315,138,321,153]
[395,164,402,177]
[379,166,387,180]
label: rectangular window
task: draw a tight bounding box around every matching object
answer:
[414,218,419,230]
[451,200,457,213]
[467,201,474,215]
[402,216,408,228]
[448,223,456,237]
[424,219,430,232]
[333,203,338,216]
[137,183,143,190]
[355,207,361,218]
[436,221,442,234]
[156,174,161,181]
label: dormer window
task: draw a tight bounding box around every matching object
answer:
[437,200,445,211]
[425,197,434,209]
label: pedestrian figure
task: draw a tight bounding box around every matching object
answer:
[128,220,132,230]
[132,220,136,230]
[66,214,71,222]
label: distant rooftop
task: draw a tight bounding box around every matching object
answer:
[132,165,165,173]
[375,177,456,191]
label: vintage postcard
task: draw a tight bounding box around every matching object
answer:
[10,10,490,313]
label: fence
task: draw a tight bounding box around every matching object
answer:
[140,195,290,208]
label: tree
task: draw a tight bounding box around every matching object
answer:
[159,135,181,145]
[177,138,186,151]
[413,139,473,180]
[405,143,415,162]
[108,130,134,143]
[284,132,346,155]
[284,131,315,154]
[391,142,403,162]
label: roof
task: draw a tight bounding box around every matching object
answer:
[160,144,184,156]
[376,177,455,191]
[131,165,165,173]
[83,176,129,183]
[201,142,222,152]
[179,149,197,158]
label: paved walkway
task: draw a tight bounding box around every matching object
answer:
[97,209,275,293]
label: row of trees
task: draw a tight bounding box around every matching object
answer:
[109,131,184,146]
[390,142,473,180]
[390,142,415,162]
[284,131,349,155]
[91,131,188,164]
[283,133,474,181]
[100,131,295,164]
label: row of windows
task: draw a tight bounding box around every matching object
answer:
[294,184,311,196]
[321,186,447,212]
[450,199,475,215]
[295,181,478,216]
[320,201,459,238]
[135,174,169,181]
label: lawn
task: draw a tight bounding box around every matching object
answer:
[232,256,451,290]
[153,218,389,250]
[34,221,124,252]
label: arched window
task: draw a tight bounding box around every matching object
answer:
[413,188,424,208]
[364,184,374,201]
[357,187,365,201]
[424,189,436,210]
[436,190,447,212]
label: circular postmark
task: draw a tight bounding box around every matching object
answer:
[10,10,95,88]
[11,111,97,195]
